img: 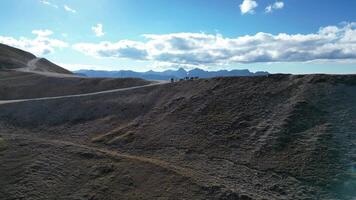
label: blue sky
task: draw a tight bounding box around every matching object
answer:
[0,0,356,73]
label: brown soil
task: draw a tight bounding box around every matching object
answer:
[0,70,151,100]
[29,58,73,74]
[0,43,72,75]
[0,74,355,199]
[0,43,36,69]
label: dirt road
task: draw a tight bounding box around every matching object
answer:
[0,81,167,105]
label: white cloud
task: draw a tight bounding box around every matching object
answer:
[72,23,356,66]
[240,0,258,15]
[39,0,50,5]
[274,2,284,9]
[0,30,68,56]
[58,63,119,71]
[92,24,105,37]
[73,40,148,60]
[151,61,200,71]
[64,5,76,13]
[32,29,53,37]
[39,0,58,8]
[265,1,284,13]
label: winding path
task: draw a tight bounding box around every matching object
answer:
[0,82,167,105]
[0,58,169,105]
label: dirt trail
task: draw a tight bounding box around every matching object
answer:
[2,74,354,199]
[11,58,82,78]
[26,58,41,71]
[2,133,206,183]
[0,82,167,105]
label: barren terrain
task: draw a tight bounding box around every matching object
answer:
[1,73,356,199]
[0,70,150,100]
[0,44,355,200]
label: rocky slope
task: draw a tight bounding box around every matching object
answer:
[0,43,36,69]
[0,74,355,199]
[0,43,72,74]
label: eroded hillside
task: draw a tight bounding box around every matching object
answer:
[0,74,355,200]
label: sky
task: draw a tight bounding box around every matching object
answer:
[0,0,356,74]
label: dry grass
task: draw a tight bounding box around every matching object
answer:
[0,138,6,151]
[1,74,356,199]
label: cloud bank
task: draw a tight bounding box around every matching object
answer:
[0,29,68,56]
[73,23,356,66]
[73,40,148,60]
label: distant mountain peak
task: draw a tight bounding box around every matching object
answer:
[177,67,187,72]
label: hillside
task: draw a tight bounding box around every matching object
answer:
[21,57,73,74]
[0,74,355,200]
[0,44,151,100]
[0,43,36,69]
[0,70,150,100]
[0,43,72,75]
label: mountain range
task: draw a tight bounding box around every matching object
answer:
[75,68,269,80]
